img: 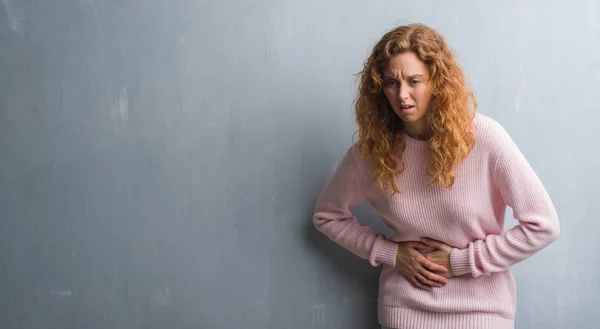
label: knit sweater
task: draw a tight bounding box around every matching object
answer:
[313,113,560,329]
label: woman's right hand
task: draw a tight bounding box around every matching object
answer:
[395,241,450,291]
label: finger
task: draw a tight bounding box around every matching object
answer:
[420,268,449,284]
[411,277,432,291]
[412,242,433,252]
[425,253,442,263]
[421,237,446,249]
[403,241,428,248]
[422,238,454,252]
[417,255,448,272]
[416,273,442,288]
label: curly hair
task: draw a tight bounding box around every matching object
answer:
[354,23,477,195]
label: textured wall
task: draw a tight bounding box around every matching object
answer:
[1,1,598,328]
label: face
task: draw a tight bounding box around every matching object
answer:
[382,51,433,138]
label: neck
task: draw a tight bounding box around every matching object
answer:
[404,123,429,141]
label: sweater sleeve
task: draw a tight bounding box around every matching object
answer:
[450,127,560,278]
[313,146,399,267]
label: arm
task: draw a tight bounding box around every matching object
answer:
[313,146,399,267]
[449,128,560,278]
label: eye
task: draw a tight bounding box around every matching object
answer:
[410,79,420,85]
[384,80,397,86]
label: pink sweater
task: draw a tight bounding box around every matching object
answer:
[313,113,560,329]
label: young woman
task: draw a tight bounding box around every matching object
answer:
[313,23,560,329]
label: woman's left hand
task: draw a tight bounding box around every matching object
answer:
[420,237,456,279]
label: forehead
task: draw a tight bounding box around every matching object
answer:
[383,52,429,77]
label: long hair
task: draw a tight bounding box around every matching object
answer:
[354,23,477,194]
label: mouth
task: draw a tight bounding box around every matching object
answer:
[399,104,415,113]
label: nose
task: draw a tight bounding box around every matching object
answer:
[398,84,409,101]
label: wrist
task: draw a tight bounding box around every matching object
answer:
[373,239,400,267]
[449,247,471,276]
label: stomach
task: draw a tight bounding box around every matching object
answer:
[378,265,517,318]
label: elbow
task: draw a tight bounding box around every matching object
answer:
[313,213,328,232]
[543,216,561,245]
[549,221,560,243]
[313,211,341,234]
[312,214,321,229]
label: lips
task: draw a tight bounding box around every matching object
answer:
[399,104,415,113]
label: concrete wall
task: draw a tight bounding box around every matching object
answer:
[1,1,598,328]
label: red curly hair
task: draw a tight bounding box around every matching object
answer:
[354,23,477,194]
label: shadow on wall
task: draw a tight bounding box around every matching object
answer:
[303,149,394,329]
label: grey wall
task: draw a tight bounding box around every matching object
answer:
[1,1,598,328]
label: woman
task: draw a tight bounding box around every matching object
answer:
[313,23,560,329]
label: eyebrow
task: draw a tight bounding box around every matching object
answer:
[383,74,425,80]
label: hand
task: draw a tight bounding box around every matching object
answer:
[420,237,455,279]
[395,241,450,291]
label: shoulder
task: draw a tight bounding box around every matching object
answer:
[343,143,372,170]
[342,143,377,182]
[471,113,531,176]
[328,143,371,175]
[321,143,373,192]
[473,112,509,138]
[472,112,513,154]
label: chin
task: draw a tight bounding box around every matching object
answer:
[398,114,424,123]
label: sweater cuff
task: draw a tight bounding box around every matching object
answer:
[450,247,471,277]
[372,238,399,267]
